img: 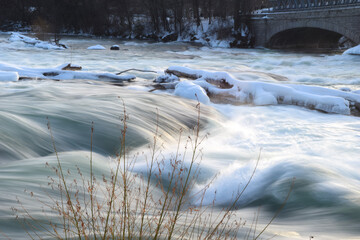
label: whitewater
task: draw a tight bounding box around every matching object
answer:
[0,33,360,239]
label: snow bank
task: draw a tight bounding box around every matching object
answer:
[0,62,135,81]
[174,81,210,104]
[0,71,19,82]
[87,45,106,50]
[343,45,360,55]
[9,32,65,50]
[180,19,235,48]
[165,66,360,115]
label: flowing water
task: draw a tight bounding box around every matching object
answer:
[0,34,360,239]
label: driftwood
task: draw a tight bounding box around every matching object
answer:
[165,68,233,89]
[148,84,167,92]
[18,65,135,82]
[117,69,157,75]
[165,69,198,80]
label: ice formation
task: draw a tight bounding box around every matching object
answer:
[0,62,135,81]
[164,66,360,115]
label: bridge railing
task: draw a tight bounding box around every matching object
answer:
[267,0,360,11]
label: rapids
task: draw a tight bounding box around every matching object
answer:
[0,34,359,239]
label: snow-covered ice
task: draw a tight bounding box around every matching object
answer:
[343,45,360,55]
[344,45,360,55]
[9,32,65,50]
[87,45,106,50]
[0,71,19,82]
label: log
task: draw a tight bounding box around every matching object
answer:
[165,69,198,80]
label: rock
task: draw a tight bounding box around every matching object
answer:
[190,36,199,41]
[189,32,198,41]
[340,87,352,92]
[355,102,360,112]
[61,63,82,71]
[110,45,120,50]
[161,33,178,42]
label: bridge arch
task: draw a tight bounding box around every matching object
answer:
[265,19,360,46]
[265,20,358,48]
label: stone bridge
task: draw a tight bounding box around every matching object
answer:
[251,1,360,48]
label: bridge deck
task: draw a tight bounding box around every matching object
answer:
[268,0,360,11]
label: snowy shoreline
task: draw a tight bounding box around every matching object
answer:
[1,18,253,49]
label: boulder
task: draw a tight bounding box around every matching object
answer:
[110,45,120,50]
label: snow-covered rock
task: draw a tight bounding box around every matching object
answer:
[0,71,19,82]
[9,32,37,44]
[9,32,65,50]
[174,80,210,104]
[87,45,106,50]
[343,45,360,55]
[166,66,360,115]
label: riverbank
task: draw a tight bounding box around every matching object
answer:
[1,18,254,49]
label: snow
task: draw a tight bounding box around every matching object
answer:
[343,45,360,55]
[166,66,360,115]
[87,45,106,50]
[0,71,19,82]
[9,32,65,50]
[253,8,273,14]
[174,80,210,104]
[178,18,236,48]
[0,62,135,81]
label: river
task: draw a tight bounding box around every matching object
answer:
[0,34,360,239]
